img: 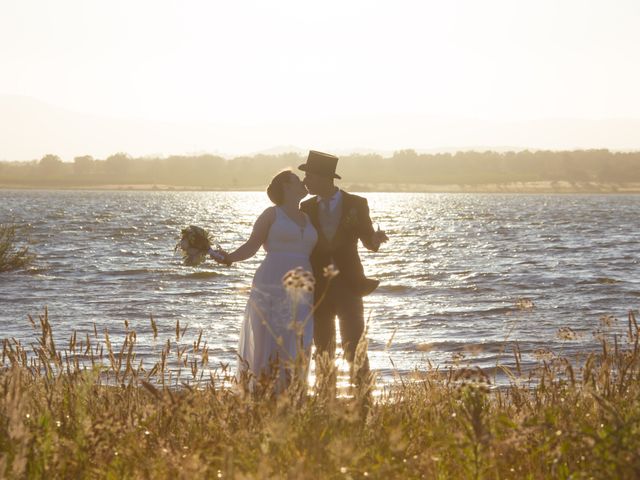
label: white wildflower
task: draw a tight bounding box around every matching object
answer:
[323,264,340,279]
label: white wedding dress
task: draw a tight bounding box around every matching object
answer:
[237,206,318,386]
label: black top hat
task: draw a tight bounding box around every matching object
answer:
[298,150,341,179]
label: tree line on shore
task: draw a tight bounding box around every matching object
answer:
[1,149,639,188]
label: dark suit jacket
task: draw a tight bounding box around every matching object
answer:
[301,191,379,297]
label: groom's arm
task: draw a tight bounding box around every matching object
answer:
[358,198,386,252]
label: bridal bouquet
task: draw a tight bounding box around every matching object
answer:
[175,225,225,266]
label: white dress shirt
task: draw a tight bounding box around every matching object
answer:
[317,188,342,212]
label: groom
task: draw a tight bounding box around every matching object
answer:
[299,150,388,386]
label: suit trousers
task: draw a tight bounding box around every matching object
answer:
[313,277,370,379]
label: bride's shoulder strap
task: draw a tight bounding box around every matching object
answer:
[257,206,277,226]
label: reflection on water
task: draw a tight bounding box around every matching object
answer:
[1,190,639,385]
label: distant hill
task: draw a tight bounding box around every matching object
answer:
[0,95,239,161]
[1,95,640,161]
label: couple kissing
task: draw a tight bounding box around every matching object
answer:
[213,150,388,392]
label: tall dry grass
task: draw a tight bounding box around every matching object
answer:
[2,308,640,478]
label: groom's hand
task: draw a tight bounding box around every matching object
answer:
[372,229,389,246]
[370,229,389,250]
[363,227,388,252]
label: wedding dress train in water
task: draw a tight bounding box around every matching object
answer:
[237,206,318,386]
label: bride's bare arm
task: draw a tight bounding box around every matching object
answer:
[225,207,275,264]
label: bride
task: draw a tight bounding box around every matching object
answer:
[214,170,318,389]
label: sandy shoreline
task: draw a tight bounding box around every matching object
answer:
[2,181,640,193]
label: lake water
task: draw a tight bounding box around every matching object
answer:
[1,190,639,386]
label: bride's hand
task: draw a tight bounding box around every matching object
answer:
[209,248,232,266]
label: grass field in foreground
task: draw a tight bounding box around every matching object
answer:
[1,309,640,479]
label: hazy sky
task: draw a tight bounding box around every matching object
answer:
[1,0,640,157]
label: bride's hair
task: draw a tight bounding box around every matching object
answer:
[267,170,293,205]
